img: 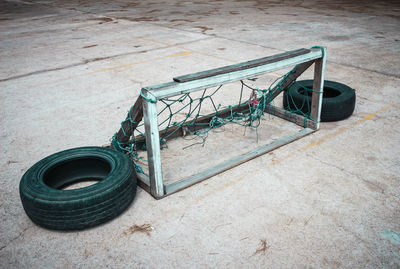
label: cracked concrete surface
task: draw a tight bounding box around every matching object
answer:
[1,0,400,268]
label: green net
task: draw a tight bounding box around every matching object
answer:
[112,64,321,173]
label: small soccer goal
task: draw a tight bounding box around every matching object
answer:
[112,47,326,199]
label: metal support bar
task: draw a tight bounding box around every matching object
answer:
[173,48,311,82]
[268,60,315,101]
[164,128,315,195]
[143,47,323,99]
[137,173,151,194]
[143,98,164,198]
[113,96,143,145]
[265,105,317,129]
[311,53,327,129]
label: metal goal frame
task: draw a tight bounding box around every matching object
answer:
[115,46,326,199]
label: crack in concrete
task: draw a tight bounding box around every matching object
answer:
[0,225,31,252]
[333,218,377,259]
[327,61,400,80]
[215,35,400,79]
[307,153,385,193]
[127,20,400,80]
[305,153,400,204]
[5,0,400,83]
[0,37,211,83]
[129,20,283,54]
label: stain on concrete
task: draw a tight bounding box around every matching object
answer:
[117,16,159,22]
[169,10,184,15]
[252,239,270,256]
[82,44,98,49]
[324,35,350,41]
[193,26,213,34]
[92,17,113,22]
[89,17,113,24]
[83,249,93,259]
[83,57,107,64]
[123,224,154,236]
[169,19,195,23]
[381,230,400,245]
[104,9,128,12]
[0,0,57,18]
[145,9,161,14]
[121,2,140,8]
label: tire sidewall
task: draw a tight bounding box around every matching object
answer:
[20,147,132,199]
[19,147,137,229]
[284,80,356,122]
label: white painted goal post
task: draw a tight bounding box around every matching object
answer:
[114,46,326,199]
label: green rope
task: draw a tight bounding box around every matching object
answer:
[140,89,157,103]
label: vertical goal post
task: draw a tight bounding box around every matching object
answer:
[113,46,326,199]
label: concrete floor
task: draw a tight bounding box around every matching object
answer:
[1,0,400,268]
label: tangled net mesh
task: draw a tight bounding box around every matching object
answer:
[112,64,320,173]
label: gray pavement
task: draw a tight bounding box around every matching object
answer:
[1,0,399,268]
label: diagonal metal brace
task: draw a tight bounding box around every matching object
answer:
[113,96,144,147]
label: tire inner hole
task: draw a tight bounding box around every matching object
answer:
[299,86,341,98]
[43,158,111,190]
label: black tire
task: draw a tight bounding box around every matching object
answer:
[19,147,137,231]
[283,80,356,122]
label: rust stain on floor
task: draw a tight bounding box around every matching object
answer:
[123,224,154,236]
[252,239,270,256]
[89,17,113,23]
[117,16,159,22]
[82,44,98,49]
[193,26,213,34]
